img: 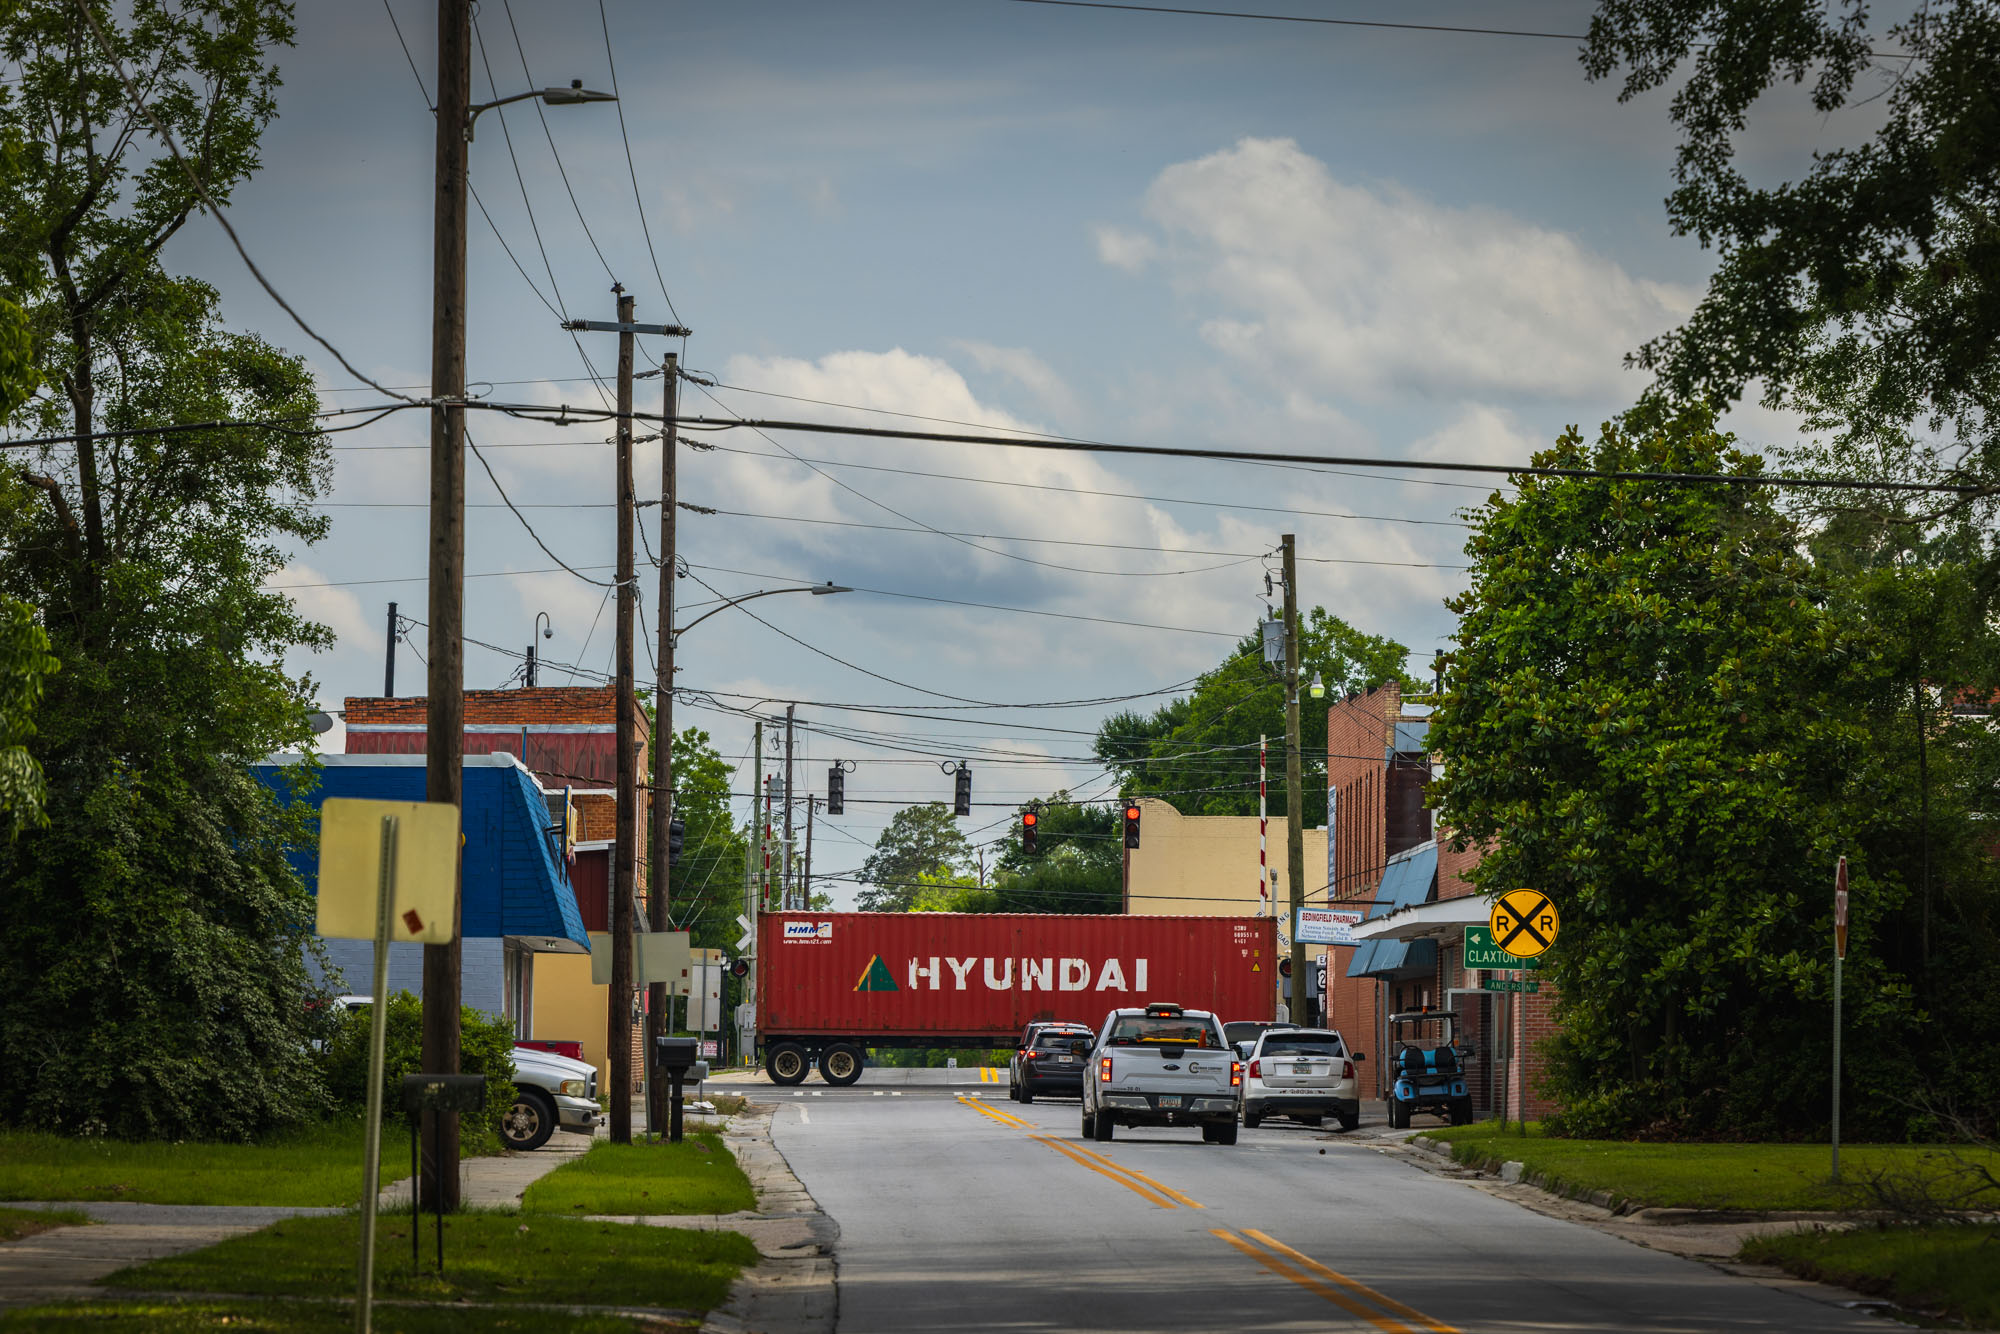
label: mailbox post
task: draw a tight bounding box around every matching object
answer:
[399,1074,486,1272]
[655,1036,698,1143]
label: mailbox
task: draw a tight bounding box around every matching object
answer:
[655,1036,699,1073]
[400,1073,487,1116]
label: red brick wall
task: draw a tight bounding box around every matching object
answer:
[1322,685,1401,1094]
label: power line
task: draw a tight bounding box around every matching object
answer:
[466,427,618,587]
[996,0,1589,41]
[496,0,620,286]
[595,0,683,328]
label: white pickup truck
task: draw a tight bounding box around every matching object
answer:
[1080,1002,1241,1145]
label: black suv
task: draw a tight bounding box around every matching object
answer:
[1009,1021,1093,1102]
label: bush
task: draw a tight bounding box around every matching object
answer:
[318,992,515,1155]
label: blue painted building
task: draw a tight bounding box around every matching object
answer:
[256,753,589,1035]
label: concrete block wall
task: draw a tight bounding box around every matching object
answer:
[310,936,507,1021]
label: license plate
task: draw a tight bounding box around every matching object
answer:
[1294,1063,1313,1074]
[1158,1095,1182,1109]
[1055,1056,1074,1064]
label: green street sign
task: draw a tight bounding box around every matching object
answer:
[1482,978,1540,993]
[1465,924,1541,971]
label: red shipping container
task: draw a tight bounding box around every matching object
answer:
[758,912,1276,1044]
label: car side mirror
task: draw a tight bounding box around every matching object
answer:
[1234,1042,1253,1061]
[1352,1052,1367,1062]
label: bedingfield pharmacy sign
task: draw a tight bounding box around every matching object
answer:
[1464,924,1541,971]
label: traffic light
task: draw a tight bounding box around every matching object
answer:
[667,816,686,867]
[1021,808,1038,854]
[729,957,750,979]
[827,765,844,815]
[1123,803,1141,848]
[954,763,972,817]
[1278,957,1293,978]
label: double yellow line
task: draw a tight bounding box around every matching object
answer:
[955,1096,1201,1209]
[1212,1229,1460,1334]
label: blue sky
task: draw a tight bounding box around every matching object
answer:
[144,1,1888,903]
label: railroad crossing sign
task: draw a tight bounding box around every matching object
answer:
[1489,890,1560,959]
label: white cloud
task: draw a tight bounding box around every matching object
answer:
[951,340,1080,421]
[1108,137,1697,402]
[1410,404,1546,468]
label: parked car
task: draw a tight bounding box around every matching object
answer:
[1080,1002,1241,1145]
[1009,1022,1094,1102]
[1240,1027,1363,1131]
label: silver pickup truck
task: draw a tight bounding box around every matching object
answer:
[1080,1002,1241,1145]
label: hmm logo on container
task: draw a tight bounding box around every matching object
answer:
[783,921,833,944]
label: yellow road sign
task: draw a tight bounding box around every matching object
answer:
[1489,890,1559,959]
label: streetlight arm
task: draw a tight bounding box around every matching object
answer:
[466,84,615,139]
[672,583,851,642]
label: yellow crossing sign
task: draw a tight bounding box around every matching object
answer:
[1489,890,1559,959]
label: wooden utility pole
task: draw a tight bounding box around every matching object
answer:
[609,287,637,1145]
[1282,533,1306,1019]
[421,0,472,1211]
[782,705,797,909]
[384,602,398,698]
[646,351,678,1133]
[752,719,765,910]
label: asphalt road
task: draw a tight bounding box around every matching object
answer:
[764,1083,1885,1334]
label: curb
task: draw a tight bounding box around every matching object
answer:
[700,1106,837,1334]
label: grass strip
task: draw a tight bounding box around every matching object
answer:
[1415,1123,2000,1212]
[0,1121,412,1207]
[522,1135,755,1217]
[1742,1224,2000,1327]
[0,1299,682,1332]
[103,1213,756,1312]
[0,1206,90,1243]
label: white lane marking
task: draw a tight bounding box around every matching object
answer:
[794,1091,805,1098]
[812,1090,824,1097]
[872,1091,884,1096]
[891,1091,902,1097]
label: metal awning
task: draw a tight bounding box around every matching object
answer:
[1347,894,1488,943]
[1346,843,1439,980]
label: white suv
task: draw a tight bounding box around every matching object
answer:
[1240,1028,1362,1131]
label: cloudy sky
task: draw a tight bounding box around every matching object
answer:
[147,1,1882,906]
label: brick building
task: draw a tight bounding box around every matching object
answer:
[342,686,654,1093]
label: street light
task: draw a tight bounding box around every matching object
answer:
[466,80,616,139]
[671,582,852,646]
[1309,671,1324,700]
[526,612,553,688]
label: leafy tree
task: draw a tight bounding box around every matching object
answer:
[1428,403,1925,1139]
[658,726,749,954]
[1581,1,2000,496]
[1096,611,1414,825]
[0,1,330,1138]
[987,797,1122,914]
[856,804,973,911]
[319,993,515,1156]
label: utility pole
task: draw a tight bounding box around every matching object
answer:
[646,351,678,1134]
[608,287,638,1145]
[421,0,472,1212]
[802,795,815,909]
[1282,533,1306,1021]
[384,602,398,698]
[782,705,796,909]
[753,718,765,910]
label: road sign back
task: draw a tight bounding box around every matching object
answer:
[1489,890,1560,959]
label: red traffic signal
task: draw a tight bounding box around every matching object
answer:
[1021,808,1038,854]
[1122,804,1141,849]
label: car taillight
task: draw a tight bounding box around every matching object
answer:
[1231,1060,1243,1088]
[1343,1060,1355,1080]
[1248,1058,1261,1079]
[1099,1055,1113,1083]
[1022,1050,1036,1063]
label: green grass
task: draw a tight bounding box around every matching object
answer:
[0,1300,684,1332]
[1742,1225,2000,1327]
[0,1121,413,1207]
[521,1135,755,1217]
[0,1206,90,1243]
[103,1213,756,1313]
[1416,1122,2000,1211]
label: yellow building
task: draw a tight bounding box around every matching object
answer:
[1124,797,1327,917]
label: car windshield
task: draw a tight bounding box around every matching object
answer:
[1108,1015,1220,1047]
[1259,1035,1345,1057]
[1035,1030,1088,1049]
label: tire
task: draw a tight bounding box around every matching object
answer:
[1008,1081,1021,1102]
[1019,1085,1035,1105]
[1213,1118,1239,1146]
[1338,1111,1360,1133]
[502,1087,556,1152]
[1451,1096,1474,1126]
[1201,1123,1221,1143]
[1093,1110,1115,1142]
[1388,1098,1409,1130]
[1081,1109,1096,1139]
[1243,1104,1263,1130]
[818,1043,864,1086]
[766,1042,810,1086]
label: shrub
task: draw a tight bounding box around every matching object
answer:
[319,992,515,1155]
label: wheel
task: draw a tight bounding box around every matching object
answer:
[1213,1118,1238,1146]
[1243,1104,1263,1129]
[1093,1110,1114,1142]
[501,1087,556,1151]
[766,1042,810,1086]
[1201,1123,1221,1143]
[1450,1096,1474,1126]
[1388,1098,1409,1130]
[1081,1109,1096,1139]
[818,1043,864,1086]
[1019,1085,1035,1105]
[1338,1111,1360,1132]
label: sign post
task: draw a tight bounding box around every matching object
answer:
[1488,891,1560,1135]
[316,798,460,1334]
[1832,856,1848,1184]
